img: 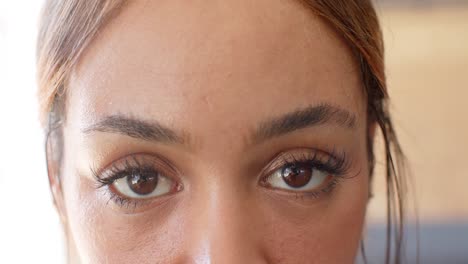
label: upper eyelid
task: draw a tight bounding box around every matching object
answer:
[264,148,342,170]
[91,153,180,183]
[258,148,353,187]
[91,148,350,185]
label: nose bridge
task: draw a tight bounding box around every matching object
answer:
[187,169,265,264]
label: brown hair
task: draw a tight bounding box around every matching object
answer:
[37,0,407,263]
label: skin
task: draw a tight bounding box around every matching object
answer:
[52,0,371,263]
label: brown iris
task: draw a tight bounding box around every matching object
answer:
[281,163,312,188]
[127,171,159,195]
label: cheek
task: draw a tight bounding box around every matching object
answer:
[259,174,368,263]
[59,130,184,262]
[62,168,187,263]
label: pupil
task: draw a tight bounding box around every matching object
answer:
[127,171,158,195]
[281,164,312,188]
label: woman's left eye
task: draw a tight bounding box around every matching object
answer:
[264,162,333,192]
[112,169,175,199]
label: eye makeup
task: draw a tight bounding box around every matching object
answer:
[91,154,183,210]
[90,145,356,211]
[258,147,354,199]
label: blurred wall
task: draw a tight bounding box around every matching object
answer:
[0,1,64,263]
[368,5,468,222]
[363,5,468,263]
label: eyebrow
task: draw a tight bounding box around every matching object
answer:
[82,104,356,147]
[82,115,186,145]
[252,103,357,143]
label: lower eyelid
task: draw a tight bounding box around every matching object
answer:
[261,171,344,200]
[293,177,342,200]
[90,156,183,211]
[100,182,181,213]
[319,176,341,193]
[96,150,351,209]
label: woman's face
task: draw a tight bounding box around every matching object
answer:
[58,0,370,263]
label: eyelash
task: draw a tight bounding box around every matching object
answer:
[91,156,172,209]
[92,148,352,209]
[260,148,352,199]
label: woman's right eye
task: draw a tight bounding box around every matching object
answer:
[94,155,182,205]
[111,169,177,199]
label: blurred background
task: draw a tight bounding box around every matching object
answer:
[364,1,468,263]
[0,0,467,263]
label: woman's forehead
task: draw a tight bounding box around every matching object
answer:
[68,0,365,139]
